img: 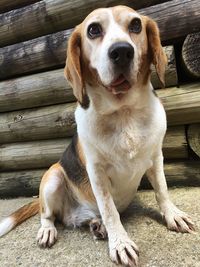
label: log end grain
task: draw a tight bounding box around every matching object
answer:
[182,32,200,78]
[187,124,200,158]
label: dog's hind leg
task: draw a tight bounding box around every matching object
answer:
[89,218,107,240]
[36,163,68,248]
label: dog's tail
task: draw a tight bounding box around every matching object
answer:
[0,199,39,237]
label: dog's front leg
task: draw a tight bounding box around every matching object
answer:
[87,163,139,267]
[146,152,195,233]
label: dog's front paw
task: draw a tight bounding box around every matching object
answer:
[109,233,139,267]
[37,226,58,248]
[161,201,195,233]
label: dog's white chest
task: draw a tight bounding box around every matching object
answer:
[106,156,153,211]
[76,97,166,212]
[104,128,154,211]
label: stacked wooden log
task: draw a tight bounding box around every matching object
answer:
[181,32,200,79]
[0,0,200,197]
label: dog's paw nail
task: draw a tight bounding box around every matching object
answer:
[36,226,57,248]
[163,205,195,234]
[109,237,139,266]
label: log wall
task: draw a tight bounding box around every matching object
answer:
[2,0,199,48]
[0,0,200,197]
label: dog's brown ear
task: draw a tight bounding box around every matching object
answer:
[146,18,167,87]
[64,26,89,108]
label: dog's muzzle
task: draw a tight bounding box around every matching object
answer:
[105,42,133,96]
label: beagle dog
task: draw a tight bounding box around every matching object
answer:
[0,6,195,267]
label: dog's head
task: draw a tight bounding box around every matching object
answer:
[65,6,167,111]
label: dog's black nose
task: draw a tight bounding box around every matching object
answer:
[108,42,134,68]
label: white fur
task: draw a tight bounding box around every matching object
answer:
[0,217,15,237]
[76,83,166,213]
[63,203,98,227]
[37,218,58,247]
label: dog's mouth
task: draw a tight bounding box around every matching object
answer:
[106,74,131,96]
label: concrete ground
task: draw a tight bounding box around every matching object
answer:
[0,187,199,267]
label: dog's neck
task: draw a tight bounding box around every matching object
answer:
[85,80,154,116]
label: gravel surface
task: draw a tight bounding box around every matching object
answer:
[0,187,199,267]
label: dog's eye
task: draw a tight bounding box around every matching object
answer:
[87,23,103,39]
[129,18,142,33]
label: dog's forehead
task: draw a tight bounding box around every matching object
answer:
[111,5,139,23]
[83,6,140,26]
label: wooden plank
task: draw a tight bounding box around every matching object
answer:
[0,69,75,112]
[163,126,188,159]
[141,161,200,189]
[151,46,177,89]
[158,83,200,126]
[0,29,72,80]
[0,169,43,198]
[0,138,70,171]
[1,161,200,197]
[187,124,200,158]
[140,0,200,44]
[0,0,172,47]
[0,103,76,144]
[0,127,187,171]
[0,1,39,13]
[164,161,200,187]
